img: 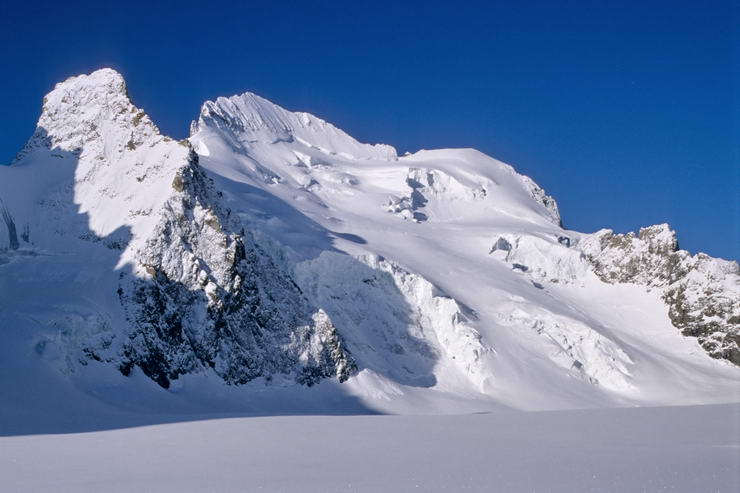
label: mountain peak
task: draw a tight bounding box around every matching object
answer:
[55,67,126,92]
[13,68,161,164]
[41,68,130,120]
[191,90,397,161]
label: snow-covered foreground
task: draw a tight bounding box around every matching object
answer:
[2,404,738,492]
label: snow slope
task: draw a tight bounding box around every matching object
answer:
[0,69,738,432]
[188,87,740,410]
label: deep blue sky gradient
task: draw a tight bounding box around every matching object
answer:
[1,0,737,259]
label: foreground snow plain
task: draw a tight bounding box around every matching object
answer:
[2,404,738,492]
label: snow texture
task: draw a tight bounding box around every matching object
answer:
[1,68,738,423]
[2,404,738,493]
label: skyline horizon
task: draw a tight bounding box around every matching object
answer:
[1,1,736,260]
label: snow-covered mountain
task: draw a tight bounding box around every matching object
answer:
[1,69,738,422]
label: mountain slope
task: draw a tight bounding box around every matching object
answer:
[0,70,354,393]
[1,69,738,426]
[189,87,739,408]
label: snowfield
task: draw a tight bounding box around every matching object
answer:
[0,69,738,492]
[2,404,738,492]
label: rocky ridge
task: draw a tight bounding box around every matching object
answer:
[580,224,739,365]
[2,69,355,388]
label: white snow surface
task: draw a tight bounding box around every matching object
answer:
[2,403,739,493]
[188,84,739,411]
[0,68,738,432]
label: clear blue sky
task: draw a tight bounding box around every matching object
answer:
[1,1,737,259]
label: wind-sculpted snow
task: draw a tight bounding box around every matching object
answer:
[497,306,634,391]
[386,168,488,223]
[0,69,738,418]
[193,92,397,161]
[490,233,590,283]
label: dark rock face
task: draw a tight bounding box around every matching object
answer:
[117,152,356,388]
[663,270,740,366]
[491,237,512,253]
[0,203,19,250]
[581,224,740,365]
[5,67,356,390]
[518,174,562,226]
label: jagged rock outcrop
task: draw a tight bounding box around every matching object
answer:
[580,224,740,365]
[117,152,356,388]
[5,68,356,388]
[518,174,562,227]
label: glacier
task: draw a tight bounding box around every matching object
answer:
[0,68,738,429]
